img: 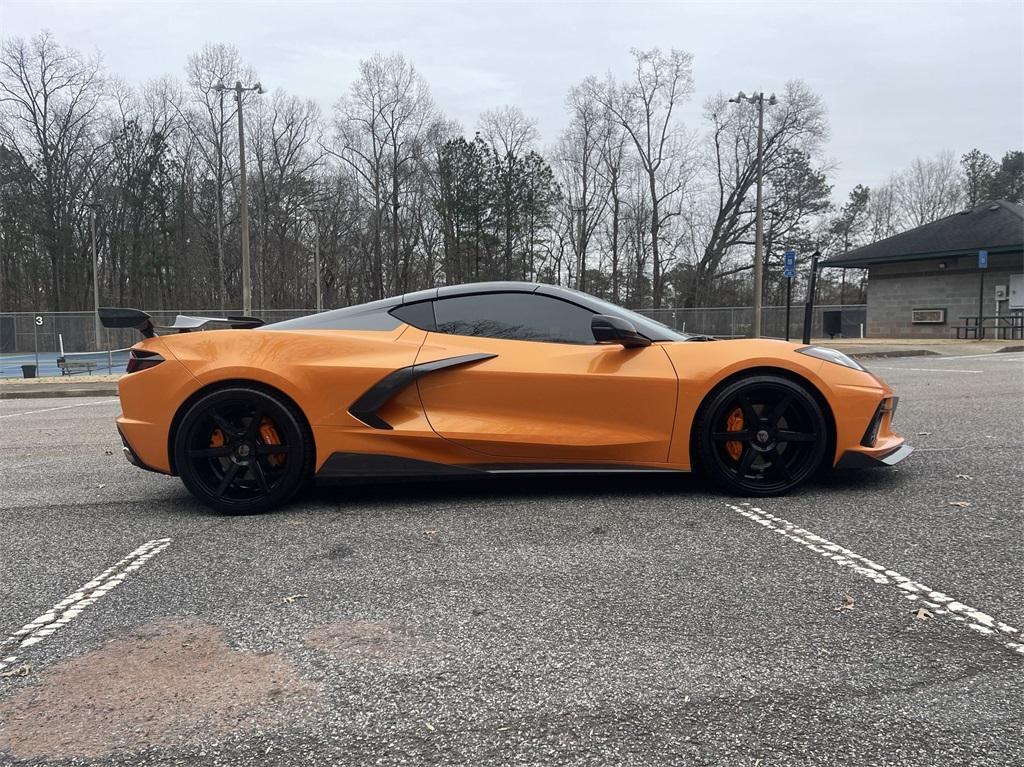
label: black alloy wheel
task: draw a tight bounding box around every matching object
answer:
[696,375,829,496]
[174,386,313,514]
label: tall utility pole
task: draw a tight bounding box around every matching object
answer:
[86,200,102,350]
[729,90,777,338]
[214,79,263,315]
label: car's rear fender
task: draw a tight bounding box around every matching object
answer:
[116,336,202,474]
[164,378,315,476]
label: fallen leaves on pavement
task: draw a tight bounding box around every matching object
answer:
[913,608,934,621]
[835,594,856,612]
[0,662,31,678]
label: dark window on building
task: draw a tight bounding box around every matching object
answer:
[432,292,595,344]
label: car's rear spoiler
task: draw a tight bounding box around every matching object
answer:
[99,307,264,338]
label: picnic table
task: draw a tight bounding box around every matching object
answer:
[955,314,1024,340]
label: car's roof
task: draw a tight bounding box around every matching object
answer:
[266,281,689,342]
[400,281,543,304]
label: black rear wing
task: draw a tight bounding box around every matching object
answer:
[99,308,264,338]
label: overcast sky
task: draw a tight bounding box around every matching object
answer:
[3,1,1021,200]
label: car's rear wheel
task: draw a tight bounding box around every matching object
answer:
[174,386,313,514]
[696,375,828,496]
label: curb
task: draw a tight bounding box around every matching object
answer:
[849,344,1024,360]
[847,349,941,360]
[0,385,118,400]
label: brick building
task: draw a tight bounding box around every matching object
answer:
[827,200,1024,338]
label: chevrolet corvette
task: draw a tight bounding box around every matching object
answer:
[101,282,910,514]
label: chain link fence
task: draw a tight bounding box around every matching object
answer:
[0,304,867,355]
[639,304,867,340]
[0,309,314,354]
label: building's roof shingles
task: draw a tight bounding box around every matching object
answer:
[827,200,1024,267]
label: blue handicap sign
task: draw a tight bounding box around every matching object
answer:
[783,249,797,278]
[978,250,988,269]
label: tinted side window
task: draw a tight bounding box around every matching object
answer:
[389,301,436,331]
[266,299,401,331]
[432,293,594,344]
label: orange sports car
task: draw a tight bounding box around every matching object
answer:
[101,282,910,514]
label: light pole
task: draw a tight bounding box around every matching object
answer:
[214,79,264,315]
[729,90,777,338]
[306,207,324,312]
[85,200,102,349]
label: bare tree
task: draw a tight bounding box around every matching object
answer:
[0,32,107,310]
[598,118,630,303]
[478,105,538,157]
[331,53,435,298]
[867,182,900,241]
[249,90,323,307]
[183,43,254,308]
[588,48,695,308]
[555,79,609,292]
[693,81,828,305]
[891,150,964,227]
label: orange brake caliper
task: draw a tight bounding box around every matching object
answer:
[725,407,744,461]
[258,417,285,466]
[210,428,225,448]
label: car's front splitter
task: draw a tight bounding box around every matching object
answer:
[835,443,914,470]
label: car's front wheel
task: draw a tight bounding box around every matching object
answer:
[695,375,829,496]
[173,386,313,514]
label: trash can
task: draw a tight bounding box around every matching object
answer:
[21,364,37,379]
[822,310,843,339]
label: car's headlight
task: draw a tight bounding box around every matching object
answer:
[796,345,867,372]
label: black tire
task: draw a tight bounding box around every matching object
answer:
[173,386,314,514]
[695,374,828,497]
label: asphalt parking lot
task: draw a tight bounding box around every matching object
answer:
[1,352,1022,766]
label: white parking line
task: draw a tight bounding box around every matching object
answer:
[928,352,1024,361]
[0,538,172,673]
[872,367,982,374]
[726,503,1024,657]
[0,399,119,419]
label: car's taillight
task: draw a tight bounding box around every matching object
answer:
[126,349,164,373]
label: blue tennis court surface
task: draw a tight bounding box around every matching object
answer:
[0,350,130,378]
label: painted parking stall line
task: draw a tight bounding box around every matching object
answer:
[726,503,1024,656]
[871,367,983,374]
[0,398,119,419]
[0,538,172,673]
[927,352,1024,362]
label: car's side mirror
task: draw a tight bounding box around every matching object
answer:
[591,314,652,348]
